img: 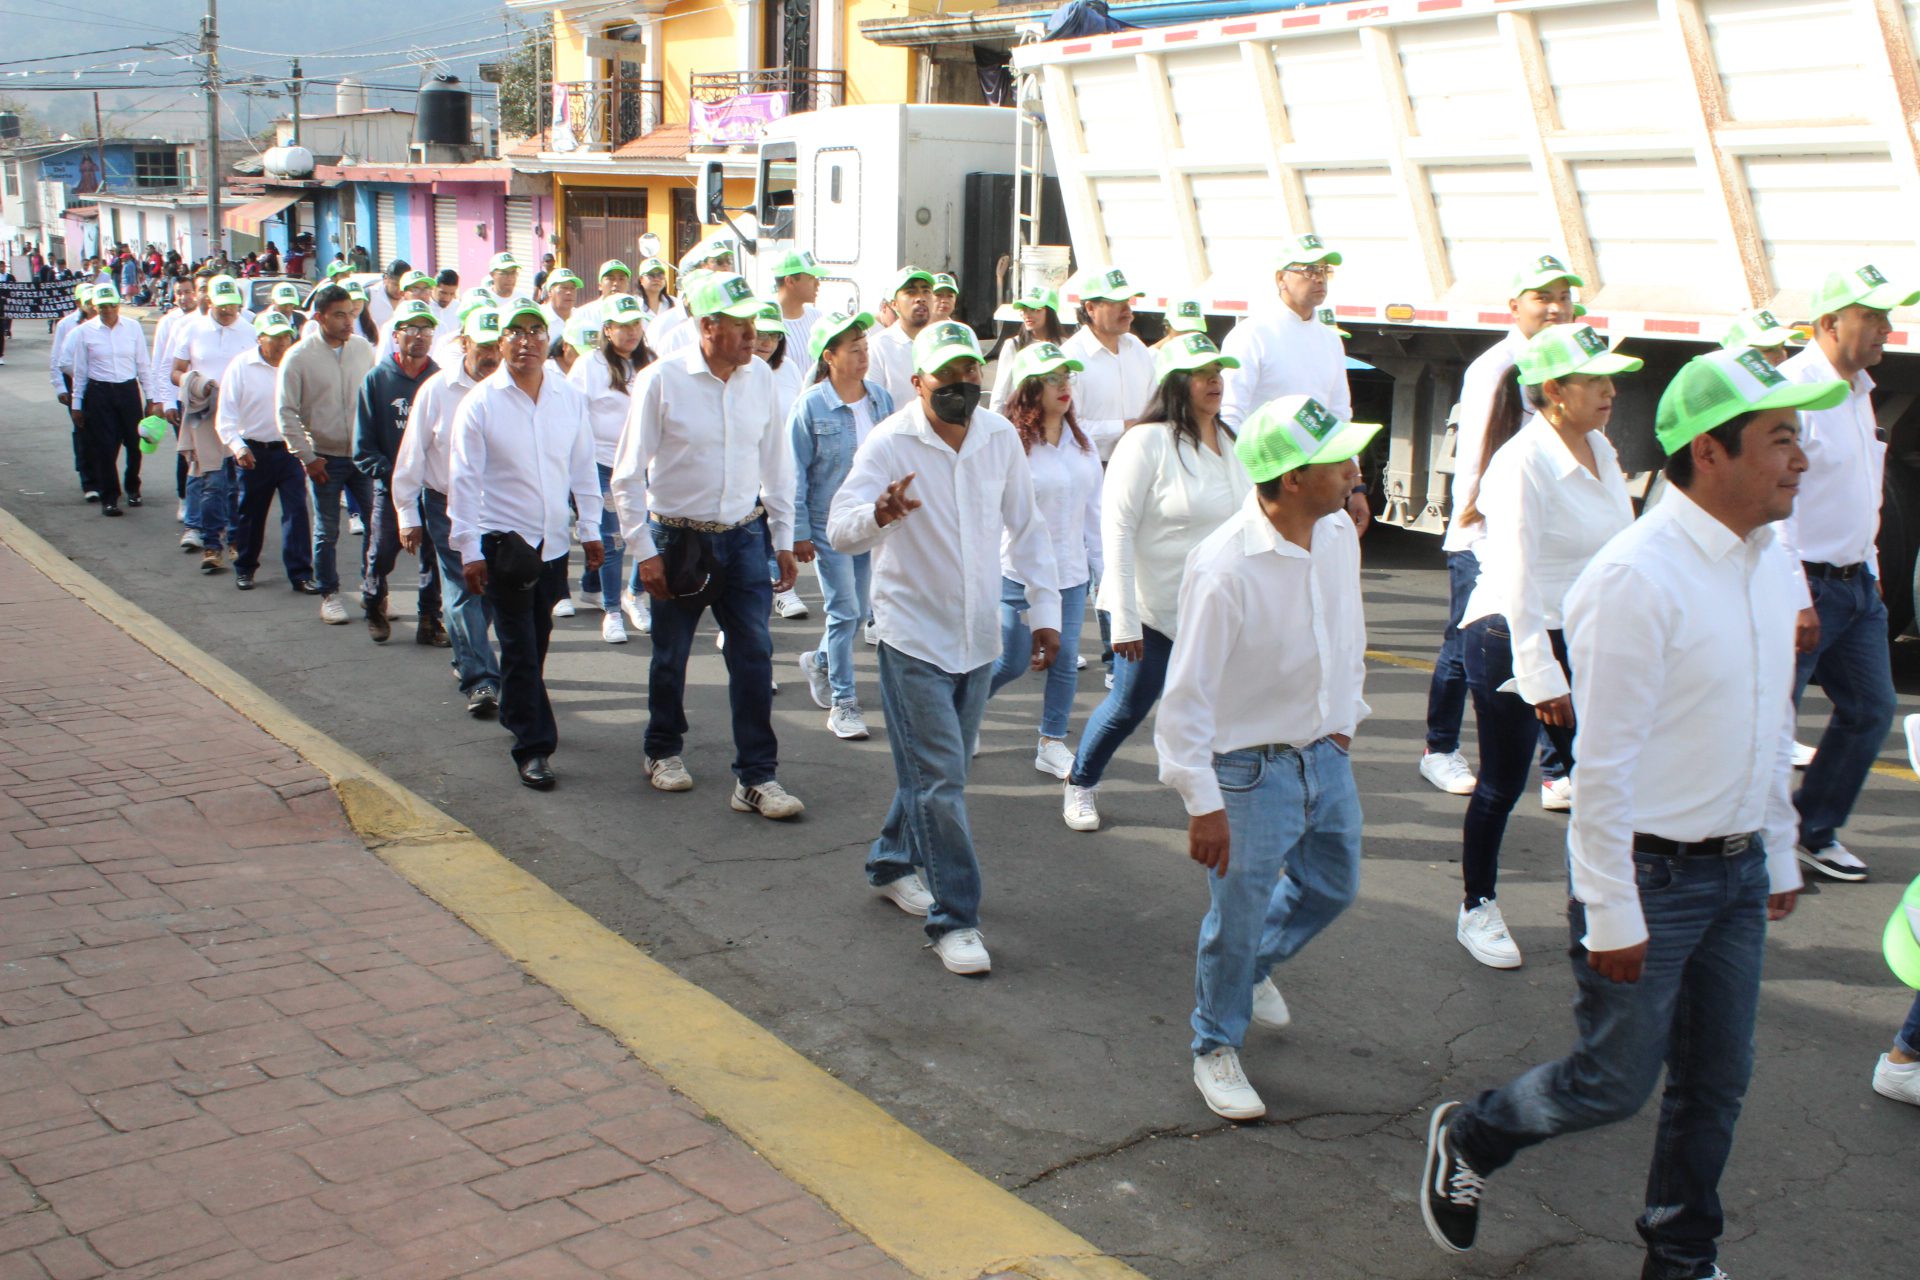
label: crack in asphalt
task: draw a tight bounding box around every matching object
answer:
[1011,1121,1236,1190]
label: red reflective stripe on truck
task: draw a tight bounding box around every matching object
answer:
[1063,42,1092,54]
[1644,318,1701,335]
[1335,305,1378,317]
[1411,309,1448,322]
[1282,13,1322,27]
[1112,35,1144,47]
[1888,331,1909,346]
[1419,0,1464,9]
[1221,22,1258,33]
[1346,5,1390,19]
[1164,30,1199,42]
[1475,311,1511,325]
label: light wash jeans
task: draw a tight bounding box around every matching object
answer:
[1191,739,1362,1056]
[309,454,375,599]
[988,577,1090,740]
[809,544,871,707]
[585,463,625,611]
[1792,569,1897,851]
[866,644,993,940]
[1069,625,1175,788]
[421,489,500,694]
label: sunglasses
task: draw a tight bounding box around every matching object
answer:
[1285,264,1335,282]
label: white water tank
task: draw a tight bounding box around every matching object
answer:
[263,145,315,178]
[335,78,367,115]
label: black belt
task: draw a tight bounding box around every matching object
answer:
[1803,561,1866,580]
[1633,832,1755,859]
[245,439,288,452]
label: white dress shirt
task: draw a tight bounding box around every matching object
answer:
[988,335,1022,414]
[366,288,396,328]
[1563,486,1802,951]
[769,353,806,427]
[1061,328,1155,461]
[447,367,602,566]
[865,322,918,412]
[214,347,286,452]
[610,346,796,562]
[826,402,1062,674]
[176,313,255,388]
[1098,421,1252,644]
[149,305,199,407]
[69,315,157,409]
[1463,419,1634,704]
[1156,495,1370,816]
[1777,343,1882,606]
[1009,430,1103,589]
[1443,328,1534,555]
[393,362,481,530]
[646,301,691,349]
[780,303,819,367]
[1219,303,1351,429]
[566,348,638,468]
[49,310,83,396]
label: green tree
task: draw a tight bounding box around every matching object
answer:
[495,23,550,140]
[0,94,47,140]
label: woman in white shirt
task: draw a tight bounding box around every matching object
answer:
[566,294,652,642]
[986,343,1104,779]
[988,285,1070,413]
[1453,323,1639,969]
[1062,332,1249,833]
[757,304,809,621]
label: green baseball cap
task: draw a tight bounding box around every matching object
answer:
[543,267,583,290]
[1010,284,1060,314]
[270,282,302,306]
[694,237,736,266]
[774,249,826,279]
[1165,298,1207,334]
[343,280,368,301]
[91,283,121,306]
[1811,263,1920,317]
[637,257,668,277]
[1155,331,1240,383]
[602,293,647,325]
[1721,308,1805,351]
[1008,342,1083,384]
[1653,347,1849,456]
[1317,306,1351,339]
[73,281,90,302]
[912,320,984,375]
[1279,232,1341,269]
[598,259,632,280]
[463,307,504,345]
[324,261,351,279]
[690,273,764,320]
[1885,873,1920,990]
[888,266,936,297]
[488,252,521,274]
[498,300,549,333]
[1512,253,1583,294]
[1572,302,1588,318]
[565,313,601,354]
[755,302,788,336]
[392,298,437,329]
[254,312,296,339]
[807,310,873,363]
[932,272,959,295]
[1514,323,1642,386]
[400,270,435,292]
[1237,396,1380,482]
[206,275,245,307]
[1076,265,1143,303]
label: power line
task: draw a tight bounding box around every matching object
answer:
[0,43,177,71]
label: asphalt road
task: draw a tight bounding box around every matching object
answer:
[1,329,1911,1279]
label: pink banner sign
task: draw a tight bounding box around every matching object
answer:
[691,91,791,146]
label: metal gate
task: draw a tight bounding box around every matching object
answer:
[374,193,398,266]
[564,190,648,301]
[433,196,458,277]
[504,197,535,269]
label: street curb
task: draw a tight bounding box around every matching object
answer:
[0,508,1148,1280]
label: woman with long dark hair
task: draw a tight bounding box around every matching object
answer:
[989,284,1069,411]
[567,294,652,642]
[1061,332,1248,833]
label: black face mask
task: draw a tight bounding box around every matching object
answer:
[929,382,982,426]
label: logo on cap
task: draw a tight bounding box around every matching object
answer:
[796,252,817,269]
[1573,326,1607,356]
[1318,308,1337,324]
[724,277,751,302]
[475,313,501,333]
[1536,254,1567,274]
[1032,343,1065,361]
[933,322,971,345]
[1860,264,1889,286]
[1176,301,1200,318]
[1105,270,1126,289]
[1182,333,1214,355]
[1733,348,1786,386]
[1294,398,1340,441]
[1300,234,1323,250]
[1754,309,1781,329]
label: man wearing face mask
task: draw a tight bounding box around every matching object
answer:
[826,321,1063,977]
[866,267,937,410]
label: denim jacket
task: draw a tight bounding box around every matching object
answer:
[789,376,895,546]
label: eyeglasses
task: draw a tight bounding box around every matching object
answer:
[1035,371,1072,388]
[1284,264,1335,282]
[502,325,548,344]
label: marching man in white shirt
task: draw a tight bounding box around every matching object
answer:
[67,283,164,517]
[220,313,316,594]
[1221,234,1352,427]
[1156,395,1376,1121]
[827,321,1063,976]
[865,266,937,410]
[1776,264,1916,883]
[50,283,97,501]
[448,302,604,791]
[1421,348,1844,1278]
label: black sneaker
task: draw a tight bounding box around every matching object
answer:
[466,685,500,718]
[1421,1101,1483,1253]
[290,579,321,595]
[235,572,254,591]
[125,494,142,507]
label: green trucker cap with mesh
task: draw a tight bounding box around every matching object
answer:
[1653,347,1849,455]
[1155,331,1239,383]
[1235,395,1381,483]
[1721,308,1805,351]
[1166,298,1207,334]
[1810,263,1920,317]
[1515,323,1642,386]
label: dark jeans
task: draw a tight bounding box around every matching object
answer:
[1068,625,1175,788]
[644,519,778,785]
[1898,992,1920,1058]
[63,373,92,493]
[1425,549,1479,753]
[1792,569,1896,851]
[421,489,499,694]
[365,483,440,614]
[310,454,375,598]
[1460,617,1575,907]
[232,443,315,583]
[1449,848,1771,1280]
[80,379,141,506]
[487,552,569,764]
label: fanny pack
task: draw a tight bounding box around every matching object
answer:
[657,525,724,608]
[480,530,543,592]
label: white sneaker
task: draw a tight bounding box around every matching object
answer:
[931,927,991,975]
[875,872,933,916]
[1250,977,1291,1031]
[646,755,693,792]
[1792,740,1817,769]
[1034,738,1074,779]
[773,589,810,620]
[348,513,366,536]
[552,595,576,618]
[1456,900,1523,969]
[175,499,187,522]
[1872,1054,1920,1106]
[1540,777,1572,812]
[1797,840,1868,882]
[864,620,878,646]
[319,594,349,625]
[1103,672,1115,690]
[731,779,804,820]
[828,702,869,740]
[1075,654,1087,670]
[800,651,832,710]
[621,589,650,634]
[1062,783,1100,832]
[715,629,725,651]
[1419,750,1477,796]
[1193,1046,1265,1120]
[179,528,204,551]
[601,613,628,644]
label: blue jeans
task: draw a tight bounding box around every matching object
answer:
[585,464,624,610]
[645,519,778,785]
[191,459,239,552]
[1898,993,1920,1058]
[231,443,314,585]
[1461,617,1576,906]
[1424,549,1479,753]
[866,644,993,939]
[988,577,1090,739]
[421,489,499,694]
[1792,570,1896,851]
[310,454,375,598]
[1191,739,1362,1055]
[810,544,871,706]
[365,483,439,614]
[1068,625,1175,788]
[1449,847,1771,1280]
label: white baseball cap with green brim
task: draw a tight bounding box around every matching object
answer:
[691,273,764,320]
[1155,331,1239,383]
[888,266,936,297]
[392,299,437,328]
[254,312,297,339]
[774,249,826,279]
[1653,347,1849,455]
[1512,253,1583,295]
[1884,873,1920,989]
[1514,323,1642,386]
[755,302,788,336]
[1008,342,1083,384]
[1010,284,1061,313]
[564,314,601,354]
[695,237,737,265]
[602,294,647,325]
[73,282,90,302]
[912,320,984,376]
[91,283,121,306]
[343,280,368,301]
[498,300,550,333]
[544,267,583,290]
[1166,298,1207,334]
[1076,266,1143,303]
[1236,395,1381,483]
[271,283,302,306]
[463,307,504,345]
[488,252,522,274]
[1317,307,1351,339]
[807,310,874,363]
[1811,263,1920,317]
[1278,232,1341,269]
[637,257,668,277]
[598,259,631,280]
[400,270,435,291]
[207,275,245,306]
[932,272,959,295]
[1720,308,1805,351]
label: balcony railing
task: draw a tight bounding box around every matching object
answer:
[539,79,665,154]
[689,67,847,114]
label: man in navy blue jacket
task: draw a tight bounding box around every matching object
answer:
[353,300,442,645]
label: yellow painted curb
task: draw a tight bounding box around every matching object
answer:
[0,508,1148,1280]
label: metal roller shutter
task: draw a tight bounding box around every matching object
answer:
[504,197,534,268]
[374,193,398,265]
[433,196,458,276]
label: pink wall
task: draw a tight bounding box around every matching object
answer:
[445,184,506,287]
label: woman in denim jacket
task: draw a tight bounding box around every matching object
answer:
[791,310,894,740]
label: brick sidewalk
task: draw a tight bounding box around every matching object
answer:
[0,538,908,1280]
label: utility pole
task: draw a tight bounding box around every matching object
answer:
[91,93,104,197]
[289,58,303,147]
[202,0,219,265]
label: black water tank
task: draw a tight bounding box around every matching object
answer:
[0,114,20,141]
[414,76,472,147]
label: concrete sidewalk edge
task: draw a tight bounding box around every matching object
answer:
[0,507,1149,1280]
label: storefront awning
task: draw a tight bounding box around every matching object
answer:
[223,193,300,235]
